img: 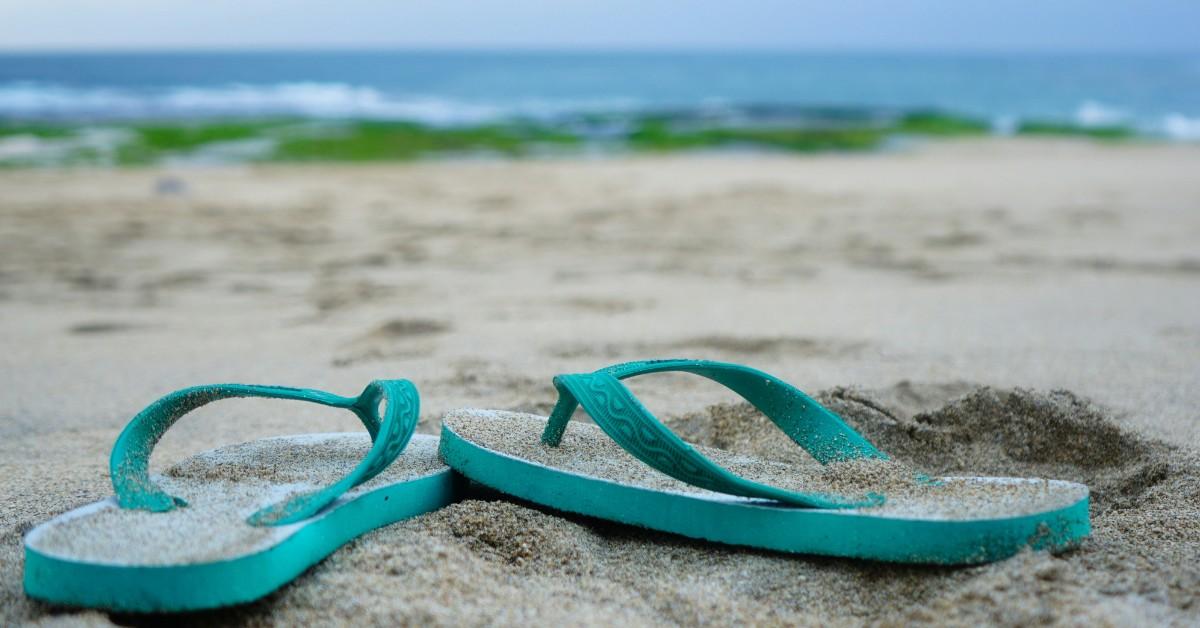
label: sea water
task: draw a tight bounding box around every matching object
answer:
[1,50,1197,138]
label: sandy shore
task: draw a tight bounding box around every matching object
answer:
[1,139,1198,625]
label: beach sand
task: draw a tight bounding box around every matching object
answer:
[1,139,1198,625]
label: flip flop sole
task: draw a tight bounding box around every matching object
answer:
[440,419,1090,565]
[24,434,460,612]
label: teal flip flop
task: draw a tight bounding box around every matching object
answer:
[440,359,1091,565]
[24,380,459,612]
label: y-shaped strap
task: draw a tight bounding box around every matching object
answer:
[542,359,886,509]
[109,380,419,526]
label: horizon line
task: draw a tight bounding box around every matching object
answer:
[1,44,1198,56]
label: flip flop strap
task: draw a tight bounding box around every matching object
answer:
[109,380,419,526]
[542,359,885,509]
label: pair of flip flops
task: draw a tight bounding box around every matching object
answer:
[24,360,1091,612]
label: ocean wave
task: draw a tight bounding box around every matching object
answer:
[1161,114,1200,141]
[1074,101,1128,127]
[3,81,1198,144]
[0,81,641,125]
[0,127,133,165]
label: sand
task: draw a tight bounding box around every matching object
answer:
[1,138,1198,625]
[26,433,446,565]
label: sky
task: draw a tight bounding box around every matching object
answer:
[0,0,1197,53]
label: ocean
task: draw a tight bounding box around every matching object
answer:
[1,50,1198,135]
[1,50,1198,166]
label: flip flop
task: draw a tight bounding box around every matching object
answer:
[24,380,459,612]
[440,359,1091,565]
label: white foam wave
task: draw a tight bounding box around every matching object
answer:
[1074,100,1128,127]
[155,83,508,124]
[0,84,144,116]
[1161,114,1200,141]
[0,81,638,125]
[0,127,133,165]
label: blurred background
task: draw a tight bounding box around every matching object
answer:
[0,2,1197,450]
[1,1,1199,165]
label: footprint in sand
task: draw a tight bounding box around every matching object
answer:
[331,318,451,367]
[67,321,145,335]
[542,335,870,361]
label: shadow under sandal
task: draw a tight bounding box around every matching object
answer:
[24,380,459,612]
[439,359,1090,565]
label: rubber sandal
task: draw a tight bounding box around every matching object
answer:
[439,359,1091,565]
[24,380,459,612]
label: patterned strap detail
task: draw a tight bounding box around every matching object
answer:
[542,360,887,509]
[109,380,420,527]
[601,359,884,463]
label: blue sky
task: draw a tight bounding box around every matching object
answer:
[1,0,1197,52]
